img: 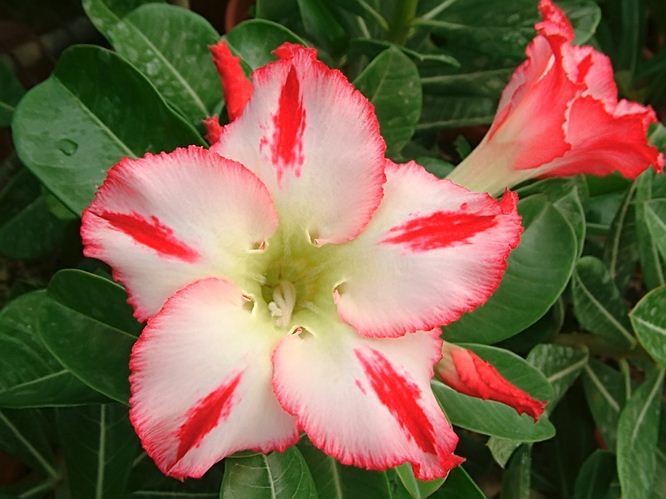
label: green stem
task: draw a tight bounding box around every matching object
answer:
[388,0,419,44]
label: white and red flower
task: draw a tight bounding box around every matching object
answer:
[437,343,546,420]
[448,0,664,195]
[81,43,524,479]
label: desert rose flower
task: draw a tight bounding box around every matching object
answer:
[447,0,664,195]
[81,43,523,480]
[437,343,546,420]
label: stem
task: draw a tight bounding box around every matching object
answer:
[388,0,419,44]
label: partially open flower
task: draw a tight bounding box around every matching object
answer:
[437,343,546,421]
[81,43,523,480]
[448,0,664,195]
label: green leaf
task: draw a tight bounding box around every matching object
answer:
[418,94,497,130]
[573,450,616,499]
[296,0,348,57]
[431,467,484,498]
[395,463,443,499]
[560,0,602,44]
[354,47,421,157]
[226,19,307,70]
[617,368,664,499]
[529,344,588,406]
[0,168,75,260]
[645,199,666,263]
[220,447,317,499]
[83,0,221,124]
[487,344,588,466]
[0,409,58,479]
[298,437,392,498]
[12,45,203,215]
[432,381,554,441]
[500,446,531,499]
[630,286,666,367]
[57,404,138,499]
[635,169,666,290]
[572,256,636,348]
[603,183,638,291]
[36,270,139,404]
[498,299,564,355]
[445,196,577,344]
[0,61,25,127]
[582,360,625,451]
[0,291,105,408]
[126,454,222,498]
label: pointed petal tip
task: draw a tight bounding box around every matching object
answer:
[209,40,253,121]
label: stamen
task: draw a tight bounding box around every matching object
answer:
[268,280,296,327]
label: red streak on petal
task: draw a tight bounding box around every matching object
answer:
[271,66,306,185]
[209,41,253,121]
[356,348,436,455]
[176,373,243,461]
[382,211,498,251]
[99,211,199,262]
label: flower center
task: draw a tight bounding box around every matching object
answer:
[251,230,340,330]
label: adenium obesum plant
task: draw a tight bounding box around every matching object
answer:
[81,42,530,480]
[77,0,660,483]
[447,0,664,195]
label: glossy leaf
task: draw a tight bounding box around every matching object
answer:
[0,62,24,126]
[0,409,58,479]
[297,0,348,56]
[582,360,625,450]
[603,183,638,291]
[395,463,443,499]
[36,270,139,404]
[617,369,664,499]
[635,169,666,290]
[298,437,392,498]
[645,199,666,263]
[57,404,138,499]
[445,196,577,344]
[500,446,531,499]
[0,291,105,408]
[126,455,222,498]
[572,256,636,348]
[83,0,221,123]
[433,467,484,498]
[354,47,421,157]
[572,450,616,499]
[220,447,317,499]
[12,45,203,215]
[0,168,75,260]
[630,286,666,367]
[226,19,307,70]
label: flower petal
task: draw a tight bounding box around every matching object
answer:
[209,40,253,122]
[272,314,462,480]
[437,342,546,421]
[130,277,299,479]
[545,95,664,178]
[81,146,278,321]
[334,161,522,338]
[212,43,386,244]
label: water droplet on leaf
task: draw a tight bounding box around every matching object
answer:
[57,139,78,156]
